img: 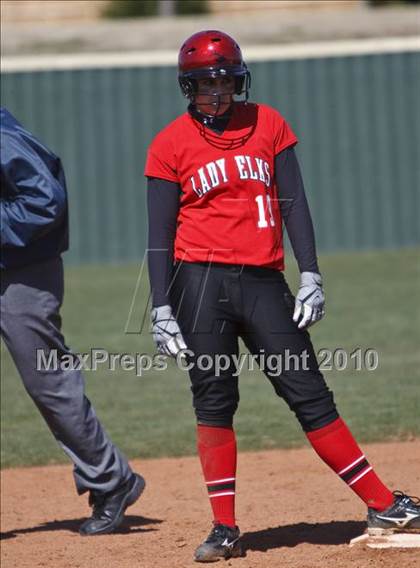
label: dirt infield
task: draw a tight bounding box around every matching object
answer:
[1,440,419,568]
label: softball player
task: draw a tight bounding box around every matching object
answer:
[145,31,419,562]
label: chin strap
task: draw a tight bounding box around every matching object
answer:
[188,102,233,122]
[188,103,233,128]
[187,102,256,150]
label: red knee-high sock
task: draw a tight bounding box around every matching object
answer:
[306,417,394,511]
[197,424,237,527]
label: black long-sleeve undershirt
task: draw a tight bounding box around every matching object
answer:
[275,147,319,275]
[147,177,181,308]
[147,146,319,307]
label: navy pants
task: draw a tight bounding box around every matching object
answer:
[170,261,338,431]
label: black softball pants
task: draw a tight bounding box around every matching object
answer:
[170,261,338,432]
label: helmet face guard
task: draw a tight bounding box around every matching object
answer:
[178,31,251,116]
[179,65,251,98]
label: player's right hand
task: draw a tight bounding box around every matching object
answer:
[151,304,187,357]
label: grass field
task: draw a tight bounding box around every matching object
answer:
[1,248,419,469]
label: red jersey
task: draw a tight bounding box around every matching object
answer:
[144,103,297,270]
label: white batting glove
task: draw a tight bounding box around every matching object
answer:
[151,304,187,357]
[293,272,325,330]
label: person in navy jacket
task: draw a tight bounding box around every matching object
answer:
[0,108,144,536]
[0,109,69,270]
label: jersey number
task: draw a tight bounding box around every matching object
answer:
[255,194,275,228]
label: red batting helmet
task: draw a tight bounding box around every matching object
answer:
[178,30,251,101]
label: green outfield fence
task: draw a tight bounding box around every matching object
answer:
[1,38,419,264]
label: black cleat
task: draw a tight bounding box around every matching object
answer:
[79,473,145,536]
[194,523,243,562]
[367,491,420,535]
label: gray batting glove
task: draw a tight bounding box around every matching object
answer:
[293,271,325,330]
[151,304,187,357]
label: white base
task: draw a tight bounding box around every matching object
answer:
[350,532,420,549]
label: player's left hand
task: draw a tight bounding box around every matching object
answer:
[293,271,325,330]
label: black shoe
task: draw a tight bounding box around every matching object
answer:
[367,491,420,534]
[79,473,145,536]
[194,523,242,562]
